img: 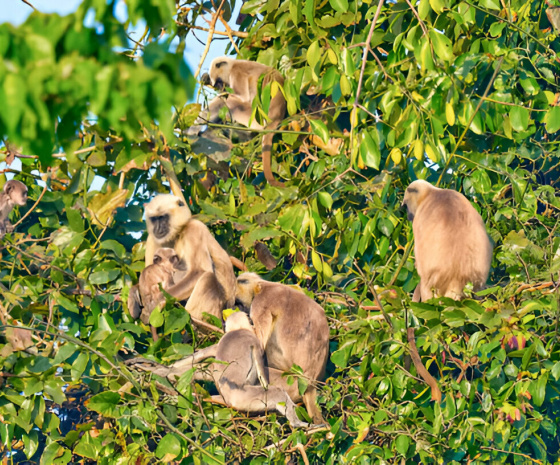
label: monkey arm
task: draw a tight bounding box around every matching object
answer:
[165,345,220,381]
[127,284,143,319]
[249,345,269,390]
[165,269,208,301]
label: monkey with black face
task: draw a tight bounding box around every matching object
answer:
[402,180,493,302]
[191,57,287,187]
[135,194,236,324]
[128,311,308,428]
[0,180,27,238]
[128,247,185,341]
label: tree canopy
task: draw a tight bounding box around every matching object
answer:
[1,0,560,463]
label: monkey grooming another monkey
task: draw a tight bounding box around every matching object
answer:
[128,312,308,428]
[128,247,185,341]
[137,194,236,324]
[0,180,27,238]
[192,57,287,187]
[234,273,329,424]
[402,179,493,302]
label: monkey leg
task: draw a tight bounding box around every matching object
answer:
[184,272,225,321]
[268,368,302,403]
[302,387,325,425]
[220,385,308,428]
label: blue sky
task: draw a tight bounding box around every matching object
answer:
[0,0,228,73]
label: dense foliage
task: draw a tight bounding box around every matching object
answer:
[0,0,560,463]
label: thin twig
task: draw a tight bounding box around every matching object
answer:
[21,0,36,10]
[176,21,249,38]
[13,182,48,228]
[194,0,227,79]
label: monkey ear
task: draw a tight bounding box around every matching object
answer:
[254,283,262,295]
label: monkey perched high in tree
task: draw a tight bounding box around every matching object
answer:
[402,180,493,302]
[191,57,287,187]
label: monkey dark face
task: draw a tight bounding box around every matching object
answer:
[213,77,226,91]
[149,214,170,239]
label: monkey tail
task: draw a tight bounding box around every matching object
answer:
[262,131,285,188]
[407,327,442,403]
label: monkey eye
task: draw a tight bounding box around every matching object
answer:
[153,256,161,264]
[177,200,185,207]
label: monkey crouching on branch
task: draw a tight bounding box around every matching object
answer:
[235,273,330,424]
[138,194,236,325]
[127,248,185,341]
[127,311,308,428]
[402,179,493,302]
[0,180,27,238]
[191,57,287,187]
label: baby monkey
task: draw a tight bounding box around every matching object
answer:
[0,180,27,238]
[128,311,309,428]
[128,247,185,341]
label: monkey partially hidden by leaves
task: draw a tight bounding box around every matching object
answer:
[190,57,287,187]
[128,248,185,341]
[128,311,309,428]
[0,180,27,238]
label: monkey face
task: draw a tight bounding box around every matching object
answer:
[402,180,432,222]
[149,214,170,240]
[145,195,192,242]
[234,273,262,310]
[153,247,186,271]
[4,180,27,206]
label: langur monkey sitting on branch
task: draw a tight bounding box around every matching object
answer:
[234,273,330,424]
[128,311,308,428]
[0,180,27,238]
[192,57,287,187]
[127,248,185,341]
[128,194,236,326]
[402,180,493,302]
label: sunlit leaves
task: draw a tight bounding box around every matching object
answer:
[509,106,529,132]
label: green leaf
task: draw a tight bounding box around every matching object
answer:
[395,435,410,456]
[329,0,348,13]
[509,106,529,132]
[359,130,381,169]
[317,191,333,210]
[86,391,121,417]
[155,433,182,461]
[429,30,454,62]
[150,307,164,328]
[309,118,330,144]
[545,106,560,133]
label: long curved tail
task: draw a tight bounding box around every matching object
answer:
[262,130,285,188]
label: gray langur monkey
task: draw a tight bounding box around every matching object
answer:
[402,179,493,302]
[192,57,287,188]
[130,194,236,324]
[128,311,308,428]
[234,273,330,424]
[0,180,27,238]
[127,247,185,341]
